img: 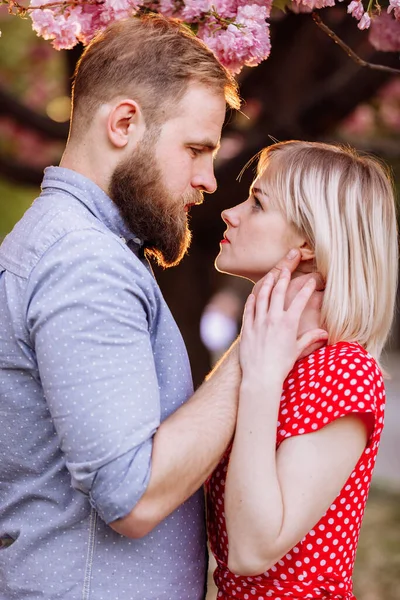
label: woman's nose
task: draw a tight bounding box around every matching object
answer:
[222,206,240,226]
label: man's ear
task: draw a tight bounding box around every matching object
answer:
[299,241,315,262]
[106,99,146,149]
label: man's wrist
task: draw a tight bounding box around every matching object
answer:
[240,374,284,399]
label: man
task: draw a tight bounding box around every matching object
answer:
[0,15,308,600]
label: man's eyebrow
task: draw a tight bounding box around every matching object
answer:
[190,140,221,152]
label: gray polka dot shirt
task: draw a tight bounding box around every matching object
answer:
[0,167,207,599]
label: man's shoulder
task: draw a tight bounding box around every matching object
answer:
[0,190,124,278]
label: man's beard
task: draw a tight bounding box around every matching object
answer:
[109,135,202,268]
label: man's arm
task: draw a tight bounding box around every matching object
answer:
[110,249,306,538]
[110,339,240,538]
[28,231,304,537]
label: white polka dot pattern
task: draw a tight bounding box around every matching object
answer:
[0,167,207,599]
[207,342,384,600]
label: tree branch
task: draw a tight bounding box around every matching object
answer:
[0,87,69,140]
[312,12,400,75]
[2,0,103,16]
[0,153,44,185]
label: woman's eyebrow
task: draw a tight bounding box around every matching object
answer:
[250,186,264,201]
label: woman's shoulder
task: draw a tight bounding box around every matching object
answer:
[288,341,382,387]
[279,341,384,438]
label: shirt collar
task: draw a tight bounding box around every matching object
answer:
[41,166,143,247]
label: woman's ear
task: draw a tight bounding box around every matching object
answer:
[299,241,315,262]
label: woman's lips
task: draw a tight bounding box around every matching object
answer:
[220,238,230,244]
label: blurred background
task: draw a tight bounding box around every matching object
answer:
[0,6,399,598]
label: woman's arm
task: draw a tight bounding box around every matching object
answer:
[225,269,367,575]
[225,402,368,575]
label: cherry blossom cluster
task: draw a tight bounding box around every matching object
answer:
[289,0,400,50]
[24,0,272,73]
[347,0,400,49]
[3,0,400,72]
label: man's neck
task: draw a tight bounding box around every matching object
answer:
[60,147,111,196]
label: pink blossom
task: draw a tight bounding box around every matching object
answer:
[29,0,56,6]
[376,79,400,131]
[181,0,211,21]
[110,0,139,10]
[378,77,400,100]
[379,101,400,131]
[158,0,183,18]
[289,1,314,13]
[30,8,80,50]
[388,0,400,14]
[74,5,102,45]
[26,0,275,73]
[236,2,269,23]
[198,23,243,73]
[213,0,239,19]
[29,0,143,49]
[340,104,375,136]
[237,0,273,17]
[358,11,371,29]
[99,0,141,27]
[346,0,371,30]
[291,0,335,12]
[347,0,364,20]
[369,12,400,51]
[199,3,270,73]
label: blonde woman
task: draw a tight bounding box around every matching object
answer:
[207,141,398,600]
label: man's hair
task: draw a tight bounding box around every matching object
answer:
[70,14,240,134]
[257,140,398,364]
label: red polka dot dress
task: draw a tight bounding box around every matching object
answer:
[206,342,385,600]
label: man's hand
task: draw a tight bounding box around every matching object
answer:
[252,249,325,359]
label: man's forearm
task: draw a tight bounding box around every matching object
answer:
[110,340,240,538]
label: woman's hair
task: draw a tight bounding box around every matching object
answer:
[71,14,240,135]
[257,140,398,364]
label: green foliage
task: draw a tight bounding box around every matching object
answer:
[0,9,66,107]
[354,486,400,599]
[0,177,36,238]
[272,0,292,13]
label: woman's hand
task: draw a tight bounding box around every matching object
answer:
[239,268,328,384]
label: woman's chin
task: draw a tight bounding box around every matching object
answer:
[214,255,237,277]
[214,257,252,281]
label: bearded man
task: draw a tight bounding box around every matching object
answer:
[0,14,303,600]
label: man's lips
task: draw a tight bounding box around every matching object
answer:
[184,202,197,212]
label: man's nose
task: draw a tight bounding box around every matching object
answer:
[191,165,217,194]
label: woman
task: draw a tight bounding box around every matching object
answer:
[206,141,398,599]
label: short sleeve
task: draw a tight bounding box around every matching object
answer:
[25,228,160,523]
[277,342,383,446]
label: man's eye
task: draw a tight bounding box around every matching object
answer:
[190,147,202,157]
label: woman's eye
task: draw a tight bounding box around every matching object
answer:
[253,197,262,209]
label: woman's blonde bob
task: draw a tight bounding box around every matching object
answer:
[257,140,398,365]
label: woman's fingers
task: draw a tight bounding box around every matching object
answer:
[287,277,317,319]
[241,292,256,334]
[254,272,274,324]
[268,268,291,314]
[252,249,301,298]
